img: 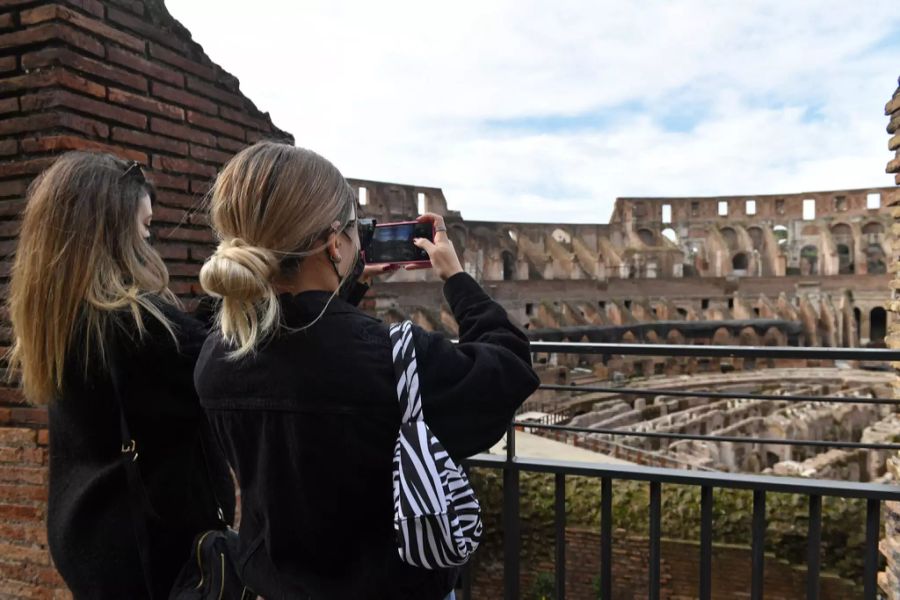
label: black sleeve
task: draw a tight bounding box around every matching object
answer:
[413,272,540,460]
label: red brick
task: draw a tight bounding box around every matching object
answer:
[20,4,144,52]
[155,243,190,260]
[190,179,212,195]
[167,262,201,278]
[151,81,217,114]
[36,89,146,129]
[149,43,215,81]
[0,55,14,73]
[150,117,215,147]
[0,22,104,57]
[188,211,209,226]
[21,47,149,93]
[0,69,105,98]
[0,199,25,216]
[216,136,246,153]
[0,540,51,564]
[107,7,191,54]
[0,97,18,114]
[186,76,245,109]
[0,158,55,179]
[186,110,244,141]
[0,14,13,30]
[109,87,183,121]
[21,136,147,163]
[8,408,48,427]
[36,429,48,446]
[111,127,187,156]
[0,465,46,485]
[0,408,10,425]
[57,111,110,138]
[189,144,232,164]
[107,45,184,88]
[216,70,240,93]
[0,139,16,156]
[151,155,216,178]
[156,226,214,244]
[65,0,104,18]
[0,522,47,546]
[0,503,42,521]
[220,106,272,130]
[108,0,143,15]
[155,191,199,209]
[0,428,36,447]
[147,172,189,192]
[0,387,26,406]
[151,205,187,224]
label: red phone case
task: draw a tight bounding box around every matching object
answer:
[366,220,434,267]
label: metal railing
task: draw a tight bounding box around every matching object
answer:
[461,342,900,600]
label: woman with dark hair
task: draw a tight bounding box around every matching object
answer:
[196,141,540,599]
[7,152,234,599]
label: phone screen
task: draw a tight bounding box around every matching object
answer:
[365,222,433,264]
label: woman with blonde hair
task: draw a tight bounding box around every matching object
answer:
[7,152,234,599]
[195,141,539,599]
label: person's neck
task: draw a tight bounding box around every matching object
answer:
[273,260,339,296]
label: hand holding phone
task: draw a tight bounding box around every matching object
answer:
[410,213,463,281]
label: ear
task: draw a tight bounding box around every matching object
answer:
[326,231,341,262]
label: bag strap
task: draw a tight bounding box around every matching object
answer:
[389,321,422,423]
[108,337,157,598]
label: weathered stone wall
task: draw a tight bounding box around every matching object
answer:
[0,1,290,596]
[879,74,900,600]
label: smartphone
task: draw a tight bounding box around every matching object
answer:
[363,221,434,266]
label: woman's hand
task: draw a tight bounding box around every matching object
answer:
[360,263,399,285]
[411,213,464,281]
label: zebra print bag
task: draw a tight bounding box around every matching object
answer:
[389,321,483,569]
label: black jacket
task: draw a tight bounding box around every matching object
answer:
[48,300,235,600]
[195,273,540,600]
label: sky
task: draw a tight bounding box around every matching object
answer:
[164,1,900,223]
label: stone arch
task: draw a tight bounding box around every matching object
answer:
[837,243,854,274]
[666,329,686,344]
[862,222,884,235]
[866,244,886,274]
[712,327,732,345]
[637,228,656,246]
[800,245,819,275]
[831,223,853,237]
[763,326,785,346]
[621,330,637,343]
[801,224,819,236]
[747,227,764,250]
[738,327,760,346]
[720,227,738,250]
[870,307,887,344]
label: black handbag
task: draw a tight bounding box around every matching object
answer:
[109,340,255,600]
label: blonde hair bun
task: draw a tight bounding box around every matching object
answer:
[200,238,278,303]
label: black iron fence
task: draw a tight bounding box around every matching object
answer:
[461,343,900,600]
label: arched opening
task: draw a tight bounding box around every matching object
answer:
[773,225,788,247]
[862,222,884,235]
[720,227,737,250]
[501,251,516,281]
[551,228,572,244]
[837,244,854,274]
[831,223,852,237]
[870,307,887,345]
[800,245,818,276]
[866,244,886,274]
[853,307,861,344]
[747,227,764,250]
[732,252,749,272]
[661,228,678,244]
[637,229,655,246]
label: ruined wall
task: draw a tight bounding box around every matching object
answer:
[880,74,900,600]
[0,1,290,596]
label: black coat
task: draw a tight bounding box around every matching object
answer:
[48,300,235,599]
[195,273,540,600]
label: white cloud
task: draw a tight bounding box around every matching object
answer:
[165,0,900,223]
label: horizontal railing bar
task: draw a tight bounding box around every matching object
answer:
[529,341,900,361]
[464,454,900,500]
[538,383,900,406]
[513,421,900,451]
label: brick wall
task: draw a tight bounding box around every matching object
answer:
[471,528,859,600]
[0,0,291,596]
[880,74,900,600]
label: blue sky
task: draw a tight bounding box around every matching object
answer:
[165,0,900,223]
